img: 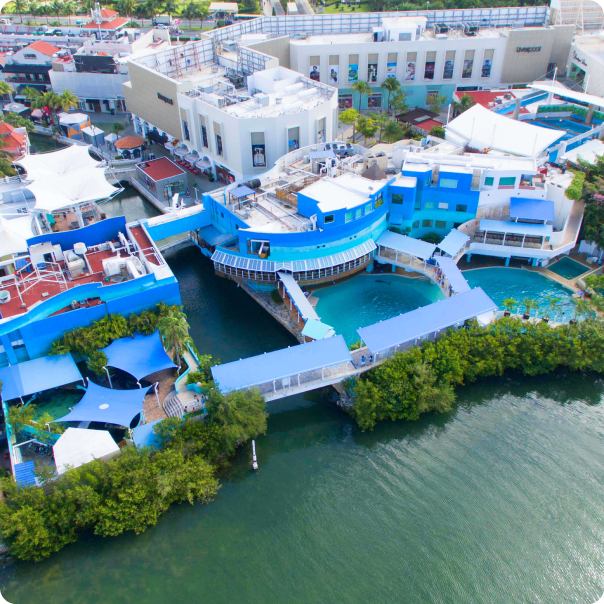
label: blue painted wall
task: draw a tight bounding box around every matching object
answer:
[26,216,127,249]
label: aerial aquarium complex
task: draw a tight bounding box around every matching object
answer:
[0,0,603,601]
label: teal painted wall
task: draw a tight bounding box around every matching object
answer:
[338,84,456,111]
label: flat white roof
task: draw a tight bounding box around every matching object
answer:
[446,104,564,157]
[302,178,368,213]
[562,138,604,165]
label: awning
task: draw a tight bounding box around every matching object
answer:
[53,381,150,428]
[438,229,470,257]
[53,428,120,475]
[147,130,168,144]
[2,63,51,74]
[185,151,199,163]
[174,146,189,157]
[509,198,554,222]
[278,271,319,321]
[435,256,471,294]
[357,287,497,354]
[229,185,255,199]
[16,145,101,179]
[212,239,376,274]
[196,159,211,170]
[102,331,176,381]
[377,230,436,261]
[480,219,553,237]
[211,335,352,393]
[0,354,81,402]
[198,225,233,247]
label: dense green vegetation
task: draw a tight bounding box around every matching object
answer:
[577,154,604,251]
[366,0,546,11]
[0,385,267,562]
[345,317,604,430]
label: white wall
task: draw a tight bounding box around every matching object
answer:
[50,70,129,101]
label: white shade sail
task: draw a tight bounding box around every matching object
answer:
[27,167,120,212]
[0,215,33,257]
[16,145,101,180]
[53,428,120,476]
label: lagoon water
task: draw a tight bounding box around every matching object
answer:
[2,248,604,604]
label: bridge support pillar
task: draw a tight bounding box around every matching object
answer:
[366,262,374,273]
[391,264,396,273]
[505,257,510,267]
[512,98,522,120]
[466,254,471,263]
[532,258,539,267]
[586,104,595,125]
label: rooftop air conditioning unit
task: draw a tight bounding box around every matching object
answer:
[435,33,447,40]
[253,92,270,107]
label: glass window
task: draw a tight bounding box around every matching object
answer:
[201,125,208,148]
[425,178,430,185]
[456,204,468,212]
[375,197,384,208]
[440,178,457,188]
[392,193,404,205]
[324,214,335,224]
[435,220,447,228]
[216,134,223,156]
[438,202,448,210]
[414,201,421,210]
[345,211,353,222]
[412,221,419,228]
[424,201,435,209]
[368,94,381,108]
[422,219,433,227]
[499,177,516,187]
[355,207,363,219]
[365,203,372,213]
[484,177,494,186]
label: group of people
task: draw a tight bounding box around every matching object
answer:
[183,394,206,415]
[360,355,374,367]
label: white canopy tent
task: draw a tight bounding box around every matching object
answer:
[53,428,120,476]
[445,104,564,157]
[27,166,121,213]
[0,215,34,257]
[16,145,102,180]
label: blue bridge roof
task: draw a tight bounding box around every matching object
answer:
[510,198,554,222]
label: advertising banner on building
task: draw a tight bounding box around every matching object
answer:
[481,59,492,78]
[424,61,435,80]
[367,63,378,82]
[348,64,358,83]
[329,65,339,84]
[443,60,454,79]
[386,62,397,78]
[462,59,473,78]
[252,144,266,168]
[405,62,415,81]
[309,65,320,81]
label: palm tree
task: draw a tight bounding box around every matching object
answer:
[374,111,389,142]
[145,0,159,20]
[13,0,28,23]
[50,0,63,20]
[502,297,518,316]
[117,0,135,21]
[381,77,400,112]
[0,81,13,103]
[352,79,371,112]
[183,1,201,27]
[22,86,40,102]
[382,119,402,143]
[134,3,148,22]
[61,1,74,24]
[522,298,537,319]
[339,107,358,144]
[158,308,191,369]
[452,93,475,117]
[58,90,78,112]
[198,1,209,22]
[572,298,591,323]
[163,0,177,16]
[113,121,125,137]
[544,295,561,322]
[32,91,61,125]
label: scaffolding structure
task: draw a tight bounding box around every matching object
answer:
[551,0,604,31]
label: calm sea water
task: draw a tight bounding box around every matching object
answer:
[2,249,604,604]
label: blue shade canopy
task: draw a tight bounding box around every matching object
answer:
[0,354,81,401]
[377,231,436,260]
[509,198,554,222]
[229,185,255,199]
[53,381,150,427]
[438,229,470,257]
[357,287,498,354]
[436,256,471,294]
[479,219,553,237]
[102,331,176,381]
[132,419,164,449]
[211,335,352,393]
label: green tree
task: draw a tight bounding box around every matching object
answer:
[61,1,74,23]
[381,77,400,111]
[339,107,359,143]
[162,0,177,15]
[145,0,159,19]
[429,125,445,138]
[426,93,447,115]
[502,297,518,315]
[352,79,372,112]
[113,121,125,137]
[58,89,78,112]
[157,306,191,368]
[117,0,134,20]
[544,295,561,321]
[206,388,267,455]
[183,0,201,26]
[373,111,389,142]
[128,309,159,335]
[0,81,13,103]
[22,85,40,102]
[383,119,403,143]
[452,93,475,117]
[389,88,409,116]
[356,115,378,146]
[50,0,63,18]
[522,298,537,318]
[12,0,27,23]
[573,298,591,322]
[134,2,149,20]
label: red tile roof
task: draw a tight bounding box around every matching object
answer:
[0,122,15,134]
[83,17,128,30]
[415,119,444,133]
[138,157,185,181]
[114,135,145,150]
[455,90,516,109]
[100,8,118,18]
[26,40,60,56]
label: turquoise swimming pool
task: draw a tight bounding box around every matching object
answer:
[464,267,576,320]
[547,257,589,280]
[314,274,443,344]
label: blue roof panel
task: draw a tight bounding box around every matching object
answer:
[14,461,36,488]
[436,256,471,294]
[510,198,554,222]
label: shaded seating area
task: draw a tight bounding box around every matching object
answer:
[211,335,354,398]
[438,229,470,258]
[52,381,151,429]
[376,231,437,266]
[357,287,498,361]
[0,354,83,403]
[474,219,553,250]
[101,331,176,387]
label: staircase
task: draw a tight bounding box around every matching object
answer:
[163,391,184,419]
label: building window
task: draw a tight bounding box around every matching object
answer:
[163,179,185,199]
[24,53,36,59]
[324,214,335,224]
[345,211,353,222]
[216,134,223,156]
[456,204,468,212]
[424,201,435,209]
[440,179,457,189]
[368,94,381,108]
[375,197,384,208]
[438,202,448,210]
[392,193,404,205]
[435,220,447,228]
[484,177,494,186]
[413,221,419,228]
[339,94,353,110]
[424,178,430,185]
[365,203,372,213]
[414,200,421,210]
[182,120,190,141]
[422,219,433,227]
[201,125,208,148]
[355,207,363,219]
[499,176,516,187]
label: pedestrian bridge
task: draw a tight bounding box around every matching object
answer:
[211,287,497,402]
